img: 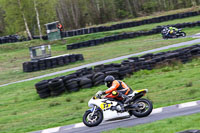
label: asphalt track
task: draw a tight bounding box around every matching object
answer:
[31,100,200,133]
[1,37,200,88]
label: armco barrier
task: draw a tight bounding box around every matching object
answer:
[23,54,84,72]
[66,20,200,50]
[35,44,200,99]
[62,10,200,38]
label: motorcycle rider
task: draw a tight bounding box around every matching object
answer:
[99,75,133,111]
[168,26,179,35]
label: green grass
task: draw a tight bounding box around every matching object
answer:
[1,7,200,133]
[103,113,200,133]
[0,6,200,85]
[0,26,200,85]
[65,15,200,45]
[0,57,200,133]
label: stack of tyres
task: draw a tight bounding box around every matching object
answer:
[65,79,79,92]
[63,55,70,64]
[23,62,33,72]
[69,54,76,62]
[35,44,200,99]
[92,72,105,86]
[35,80,51,98]
[51,58,58,68]
[38,59,46,70]
[45,59,52,69]
[49,79,65,96]
[22,54,84,72]
[32,61,39,71]
[57,56,65,66]
[79,78,93,89]
[105,70,120,80]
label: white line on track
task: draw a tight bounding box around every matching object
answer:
[178,101,198,109]
[151,108,163,114]
[42,127,60,133]
[1,38,200,88]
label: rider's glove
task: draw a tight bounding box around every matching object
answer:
[98,91,106,96]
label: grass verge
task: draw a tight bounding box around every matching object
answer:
[0,27,199,84]
[0,56,200,133]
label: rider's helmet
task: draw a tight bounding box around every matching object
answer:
[104,75,115,88]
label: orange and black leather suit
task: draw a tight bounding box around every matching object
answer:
[105,80,133,100]
[57,24,63,31]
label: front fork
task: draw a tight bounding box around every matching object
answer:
[90,106,97,116]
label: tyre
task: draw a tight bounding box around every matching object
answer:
[93,75,105,83]
[83,109,103,127]
[80,78,92,86]
[68,87,80,92]
[66,83,79,89]
[81,83,93,89]
[49,79,63,88]
[51,83,65,91]
[35,80,49,92]
[92,72,104,80]
[93,79,104,86]
[37,87,50,94]
[63,74,77,82]
[39,93,51,99]
[131,98,153,118]
[51,88,65,96]
[180,32,186,37]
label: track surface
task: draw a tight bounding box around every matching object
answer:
[31,100,200,133]
[1,38,200,87]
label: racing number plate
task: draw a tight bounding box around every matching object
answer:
[100,103,111,110]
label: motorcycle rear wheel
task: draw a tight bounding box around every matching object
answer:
[131,98,153,118]
[83,109,103,127]
[180,32,186,37]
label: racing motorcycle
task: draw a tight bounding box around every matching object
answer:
[161,28,186,39]
[83,89,153,127]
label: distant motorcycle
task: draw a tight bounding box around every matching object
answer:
[83,89,153,127]
[161,28,186,39]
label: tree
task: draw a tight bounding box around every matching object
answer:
[17,0,33,39]
[34,0,42,39]
[0,5,5,35]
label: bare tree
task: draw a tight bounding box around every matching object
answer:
[17,0,33,40]
[34,0,42,39]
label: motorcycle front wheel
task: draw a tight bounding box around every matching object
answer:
[131,98,153,118]
[83,109,103,127]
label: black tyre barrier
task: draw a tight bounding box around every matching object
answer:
[61,10,200,38]
[35,44,200,98]
[0,35,48,45]
[23,54,84,72]
[66,20,200,50]
[1,11,199,45]
[35,80,51,99]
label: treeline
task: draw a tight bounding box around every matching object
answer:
[0,0,200,37]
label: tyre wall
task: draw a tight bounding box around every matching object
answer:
[66,20,200,50]
[62,11,200,38]
[35,44,200,98]
[23,54,84,72]
[1,10,200,45]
